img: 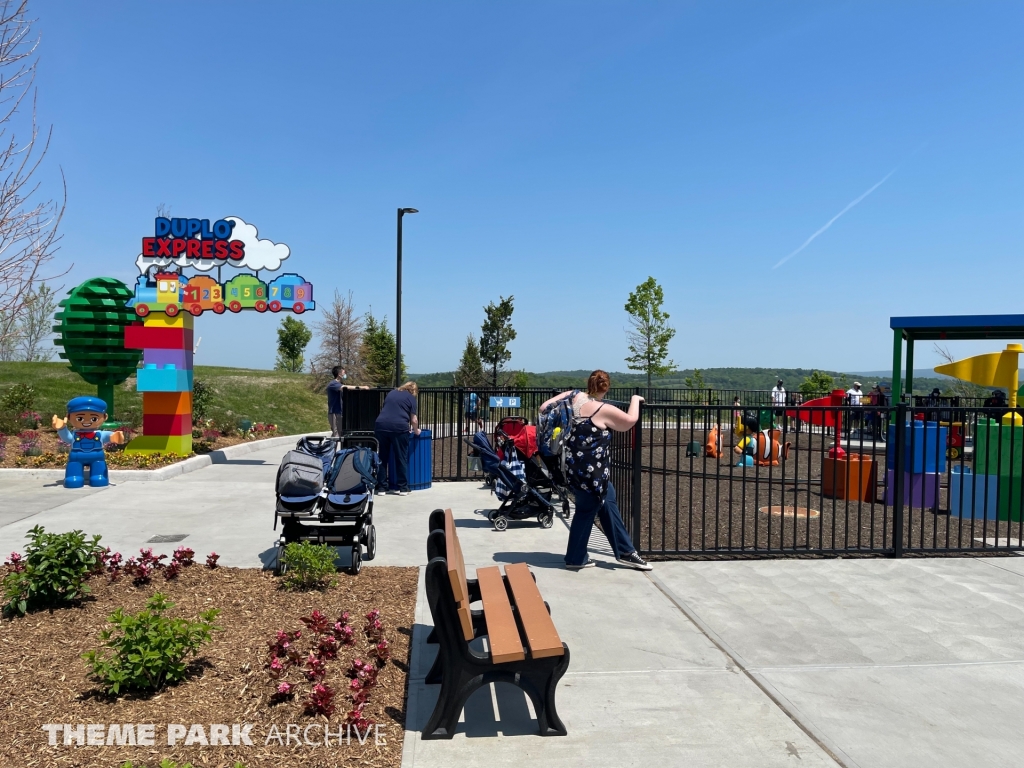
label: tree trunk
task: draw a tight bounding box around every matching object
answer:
[99,382,115,422]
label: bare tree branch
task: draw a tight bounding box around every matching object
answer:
[0,1,67,348]
[309,290,365,391]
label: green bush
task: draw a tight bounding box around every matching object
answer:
[279,541,337,590]
[83,593,220,695]
[191,378,212,423]
[0,382,35,434]
[3,526,103,616]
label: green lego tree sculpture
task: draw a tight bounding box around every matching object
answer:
[53,277,141,418]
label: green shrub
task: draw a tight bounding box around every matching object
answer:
[83,593,220,695]
[279,541,337,590]
[3,526,103,616]
[1,382,35,414]
[191,378,212,422]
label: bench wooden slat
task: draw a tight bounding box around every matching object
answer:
[504,563,564,658]
[476,566,525,663]
[443,509,473,641]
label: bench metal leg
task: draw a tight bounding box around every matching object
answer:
[422,649,570,739]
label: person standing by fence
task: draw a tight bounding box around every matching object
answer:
[772,379,786,432]
[846,381,864,434]
[326,366,369,437]
[541,370,652,571]
[374,381,420,496]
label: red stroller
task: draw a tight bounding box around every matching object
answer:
[495,417,573,519]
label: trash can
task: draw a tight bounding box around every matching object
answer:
[387,429,432,491]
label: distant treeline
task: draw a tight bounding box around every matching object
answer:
[409,367,957,394]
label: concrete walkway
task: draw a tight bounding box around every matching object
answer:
[2,445,1022,768]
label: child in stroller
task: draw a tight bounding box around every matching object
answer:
[495,417,573,518]
[274,433,379,575]
[471,429,559,531]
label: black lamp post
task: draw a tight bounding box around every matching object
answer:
[396,207,418,388]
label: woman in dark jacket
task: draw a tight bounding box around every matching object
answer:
[374,381,420,495]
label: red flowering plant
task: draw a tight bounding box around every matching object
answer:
[264,607,390,719]
[20,411,41,429]
[4,552,24,573]
[172,547,195,567]
[306,683,336,717]
[206,552,220,568]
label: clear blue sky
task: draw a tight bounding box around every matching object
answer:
[33,1,1023,374]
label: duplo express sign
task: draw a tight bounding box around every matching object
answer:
[141,217,245,261]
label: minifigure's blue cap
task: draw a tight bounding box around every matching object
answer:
[67,396,108,415]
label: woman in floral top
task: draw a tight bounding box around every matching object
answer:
[540,370,651,571]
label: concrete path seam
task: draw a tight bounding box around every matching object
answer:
[749,658,1024,673]
[971,555,1024,579]
[645,570,861,768]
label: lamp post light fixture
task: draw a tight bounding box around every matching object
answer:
[396,207,418,388]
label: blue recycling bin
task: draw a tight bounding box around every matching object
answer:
[886,421,947,474]
[386,429,432,491]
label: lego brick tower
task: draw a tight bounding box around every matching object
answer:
[123,311,194,455]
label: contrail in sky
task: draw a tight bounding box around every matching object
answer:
[772,165,898,269]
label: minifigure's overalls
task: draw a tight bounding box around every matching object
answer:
[64,431,110,488]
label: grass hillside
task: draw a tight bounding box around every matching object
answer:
[0,362,329,436]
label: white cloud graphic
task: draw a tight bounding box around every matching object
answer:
[225,216,290,272]
[134,217,290,275]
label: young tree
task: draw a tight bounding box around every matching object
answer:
[624,277,675,388]
[361,312,404,387]
[0,3,67,353]
[310,290,364,390]
[480,295,516,387]
[683,368,706,390]
[799,370,834,396]
[275,316,312,373]
[15,282,56,361]
[453,334,485,387]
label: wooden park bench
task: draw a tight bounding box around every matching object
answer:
[422,508,570,739]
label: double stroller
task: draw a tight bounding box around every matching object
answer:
[471,417,573,531]
[274,433,379,574]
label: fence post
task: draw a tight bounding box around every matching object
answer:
[630,401,644,551]
[456,388,464,481]
[892,402,906,557]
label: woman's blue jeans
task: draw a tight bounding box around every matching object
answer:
[564,483,636,566]
[375,429,411,492]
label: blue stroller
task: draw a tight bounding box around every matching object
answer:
[472,430,558,531]
[274,433,379,574]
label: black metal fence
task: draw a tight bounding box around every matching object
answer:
[343,386,1022,557]
[615,402,1023,557]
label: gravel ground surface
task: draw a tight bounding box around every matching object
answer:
[634,428,1023,554]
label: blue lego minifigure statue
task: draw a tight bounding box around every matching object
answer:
[52,396,125,488]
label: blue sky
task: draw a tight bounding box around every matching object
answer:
[32,1,1024,374]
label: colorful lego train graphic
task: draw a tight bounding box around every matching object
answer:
[126,272,315,317]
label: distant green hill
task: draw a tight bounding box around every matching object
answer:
[410,367,955,393]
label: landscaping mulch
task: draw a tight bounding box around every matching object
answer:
[0,564,418,768]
